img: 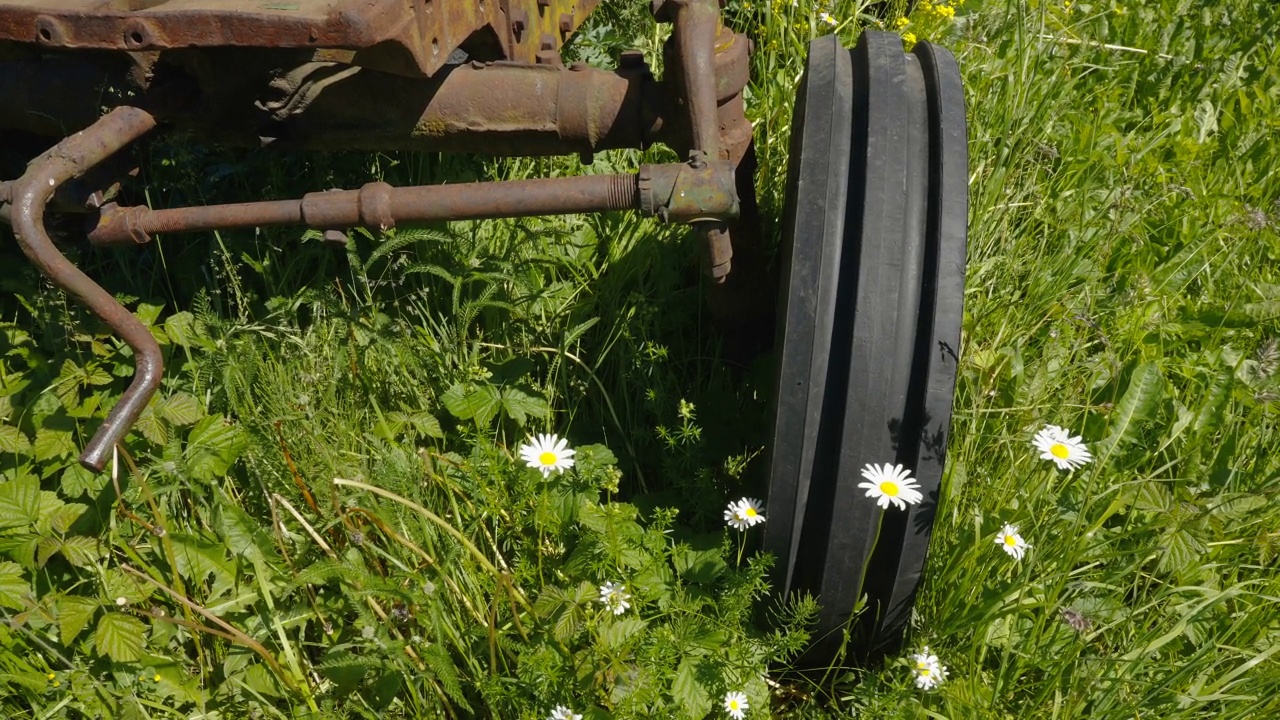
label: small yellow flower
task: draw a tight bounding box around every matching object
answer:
[895,16,910,29]
[52,680,61,687]
[153,673,162,682]
[902,31,917,48]
[46,672,56,680]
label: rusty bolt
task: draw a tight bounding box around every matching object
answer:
[558,13,573,35]
[511,9,528,39]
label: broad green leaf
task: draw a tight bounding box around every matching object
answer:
[1194,99,1218,143]
[574,444,618,473]
[217,502,274,568]
[1160,528,1207,582]
[170,533,235,594]
[35,490,65,534]
[441,384,502,426]
[164,311,198,348]
[33,427,75,462]
[49,503,88,534]
[100,568,152,605]
[0,425,30,455]
[185,416,248,482]
[61,464,106,498]
[0,534,40,568]
[160,393,203,426]
[671,655,714,719]
[54,360,82,410]
[1191,363,1233,446]
[59,536,100,568]
[241,663,284,698]
[672,535,728,584]
[0,477,40,528]
[134,404,168,446]
[599,616,648,652]
[135,302,165,327]
[500,386,550,426]
[94,612,147,663]
[0,561,28,609]
[392,410,443,439]
[1098,362,1164,459]
[57,595,99,644]
[37,536,61,567]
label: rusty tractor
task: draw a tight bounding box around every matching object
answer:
[0,0,966,663]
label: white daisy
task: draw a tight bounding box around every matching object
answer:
[857,463,924,510]
[910,646,948,690]
[995,523,1029,561]
[819,11,838,26]
[724,497,766,530]
[1032,424,1092,471]
[519,433,576,477]
[548,706,582,720]
[723,690,749,719]
[598,581,632,615]
[724,502,748,530]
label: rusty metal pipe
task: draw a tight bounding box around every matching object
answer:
[8,106,160,471]
[89,166,740,245]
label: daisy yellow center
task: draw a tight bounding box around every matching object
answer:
[744,507,758,518]
[879,481,900,497]
[920,668,932,677]
[1004,535,1018,546]
[538,451,558,466]
[728,700,740,709]
[1049,443,1070,459]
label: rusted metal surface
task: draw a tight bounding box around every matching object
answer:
[88,160,738,245]
[5,106,161,472]
[252,59,665,154]
[0,50,666,154]
[0,0,598,77]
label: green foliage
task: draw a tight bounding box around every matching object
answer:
[1,0,1279,717]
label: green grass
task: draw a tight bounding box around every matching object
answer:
[2,0,1280,717]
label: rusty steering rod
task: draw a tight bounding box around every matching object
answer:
[6,106,161,472]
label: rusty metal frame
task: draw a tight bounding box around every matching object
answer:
[0,0,767,465]
[0,0,601,77]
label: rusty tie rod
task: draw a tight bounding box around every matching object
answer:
[1,107,738,471]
